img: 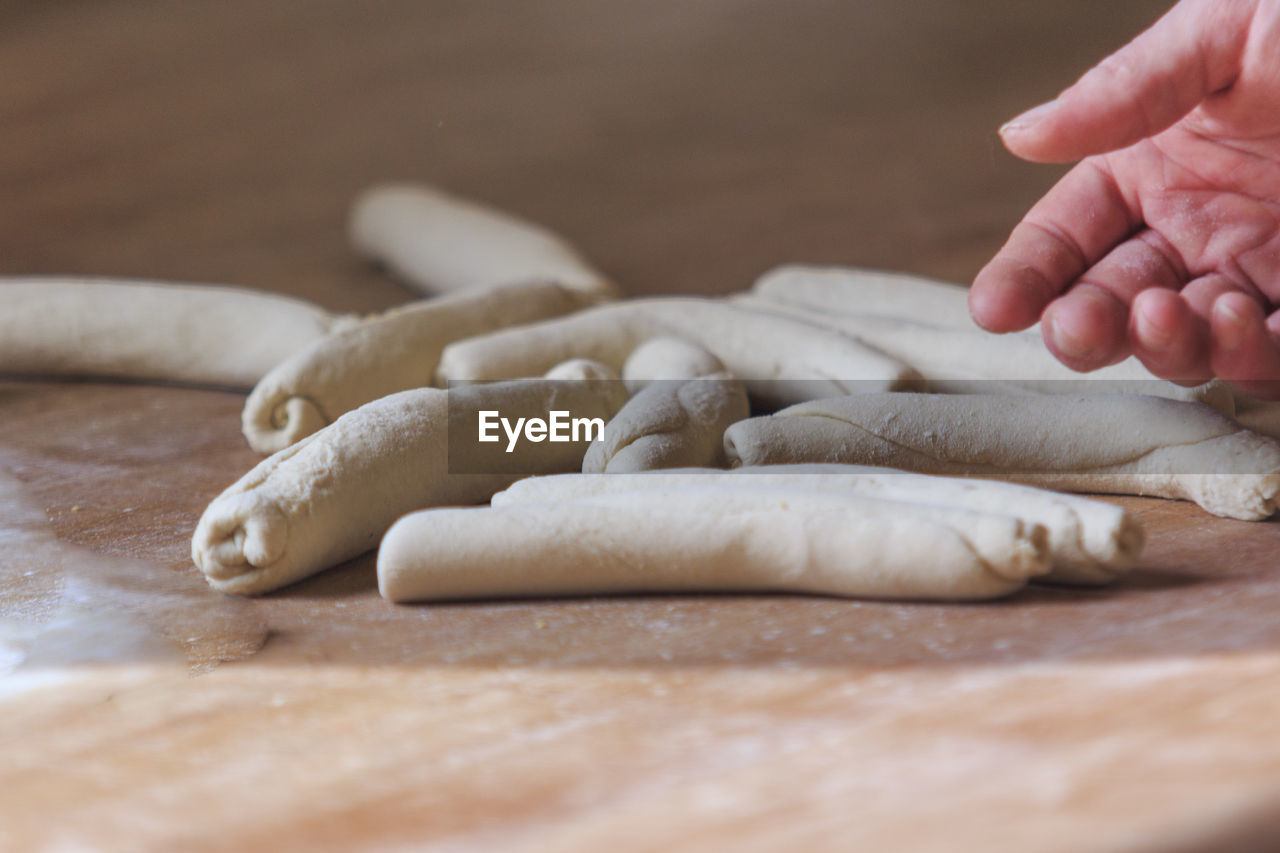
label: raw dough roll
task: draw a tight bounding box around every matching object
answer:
[583,379,749,473]
[620,336,727,393]
[379,485,1050,603]
[350,183,618,299]
[241,280,604,454]
[492,465,1144,585]
[543,358,620,382]
[751,264,976,328]
[1233,395,1280,441]
[723,393,1280,520]
[193,376,628,595]
[0,278,347,389]
[732,292,1232,412]
[584,337,749,473]
[437,298,920,408]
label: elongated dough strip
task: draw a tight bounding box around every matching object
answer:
[493,466,1143,585]
[350,183,618,300]
[583,380,749,473]
[723,393,1280,520]
[620,335,727,393]
[582,338,750,473]
[194,375,628,595]
[379,485,1050,603]
[544,358,621,382]
[1233,395,1280,441]
[732,293,1232,412]
[752,264,976,328]
[0,278,347,389]
[241,280,605,454]
[438,298,920,408]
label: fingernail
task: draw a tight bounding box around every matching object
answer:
[1134,306,1172,351]
[1000,99,1060,134]
[1048,315,1094,360]
[1214,300,1249,351]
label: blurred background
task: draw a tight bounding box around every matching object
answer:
[1,0,1171,312]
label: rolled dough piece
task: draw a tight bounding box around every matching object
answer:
[0,277,348,389]
[379,485,1050,602]
[724,393,1280,520]
[752,264,975,328]
[438,298,921,409]
[620,336,727,394]
[584,337,749,473]
[241,280,604,454]
[350,183,618,300]
[493,465,1143,585]
[1233,394,1280,441]
[732,292,1233,412]
[543,358,620,382]
[193,375,628,595]
[581,378,749,472]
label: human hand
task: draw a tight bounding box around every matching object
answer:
[969,0,1280,398]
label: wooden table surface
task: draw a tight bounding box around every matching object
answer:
[6,2,1280,850]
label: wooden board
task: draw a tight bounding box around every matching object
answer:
[5,1,1280,850]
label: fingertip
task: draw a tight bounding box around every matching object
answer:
[998,133,1052,165]
[967,277,1006,332]
[1209,292,1280,398]
[1132,289,1180,350]
[1211,292,1258,351]
[1132,297,1171,349]
[1129,289,1211,384]
[1041,287,1128,371]
[970,259,1052,332]
[998,100,1068,163]
[1266,308,1280,338]
[1000,100,1060,134]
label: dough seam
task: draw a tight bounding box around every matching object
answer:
[787,410,1239,473]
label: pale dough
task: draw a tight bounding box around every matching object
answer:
[437,297,921,408]
[378,484,1050,603]
[492,466,1144,585]
[543,358,621,382]
[349,183,618,300]
[732,291,1232,412]
[723,393,1280,520]
[620,335,727,394]
[193,374,628,595]
[752,264,976,328]
[0,277,348,389]
[583,338,750,473]
[241,280,605,454]
[1233,394,1280,441]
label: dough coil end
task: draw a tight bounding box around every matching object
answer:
[192,495,289,592]
[242,394,331,455]
[999,521,1052,583]
[1113,512,1146,569]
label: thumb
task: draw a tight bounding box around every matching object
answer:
[999,0,1252,163]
